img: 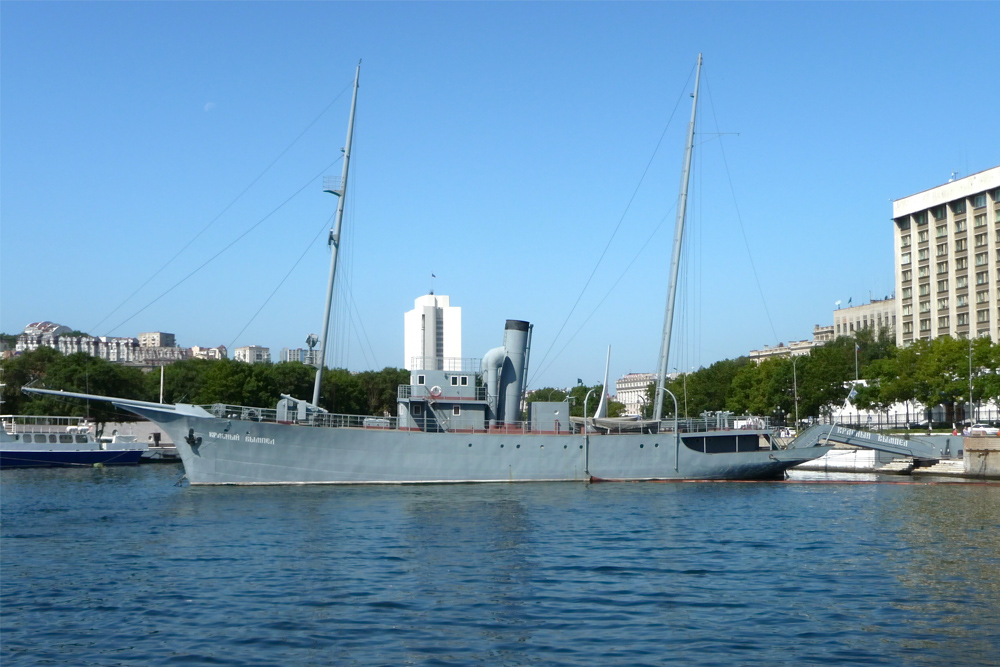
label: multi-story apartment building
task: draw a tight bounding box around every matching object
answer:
[894,167,1000,345]
[833,297,895,339]
[812,324,835,343]
[138,332,176,348]
[234,345,271,364]
[280,347,321,365]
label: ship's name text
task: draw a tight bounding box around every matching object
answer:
[209,431,276,445]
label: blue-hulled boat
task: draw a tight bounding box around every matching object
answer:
[1,415,144,468]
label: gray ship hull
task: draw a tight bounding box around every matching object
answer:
[125,405,832,485]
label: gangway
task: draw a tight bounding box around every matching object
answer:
[790,424,951,461]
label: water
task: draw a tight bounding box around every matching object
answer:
[2,466,999,666]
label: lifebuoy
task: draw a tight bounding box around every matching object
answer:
[429,385,442,398]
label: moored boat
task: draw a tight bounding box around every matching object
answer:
[1,415,144,469]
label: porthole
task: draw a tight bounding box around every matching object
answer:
[516,444,520,449]
[654,443,659,448]
[579,445,583,449]
[500,444,504,448]
[563,445,567,449]
[540,444,544,449]
[640,443,644,448]
[468,443,472,447]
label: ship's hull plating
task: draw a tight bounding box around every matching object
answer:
[128,408,831,485]
[0,449,144,469]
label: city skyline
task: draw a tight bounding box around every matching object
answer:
[3,3,999,389]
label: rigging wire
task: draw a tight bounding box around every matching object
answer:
[92,81,355,334]
[529,198,680,384]
[529,65,696,382]
[227,214,334,351]
[107,158,342,335]
[702,71,779,345]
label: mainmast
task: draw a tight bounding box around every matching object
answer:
[653,54,701,423]
[312,62,361,407]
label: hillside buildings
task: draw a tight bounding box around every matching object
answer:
[15,323,189,366]
[403,293,461,371]
[191,345,228,360]
[894,167,1000,345]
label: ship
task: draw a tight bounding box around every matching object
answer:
[25,56,837,484]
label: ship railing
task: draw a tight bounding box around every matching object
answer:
[1,414,91,433]
[398,385,488,401]
[201,404,397,430]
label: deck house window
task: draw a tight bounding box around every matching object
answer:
[453,406,461,416]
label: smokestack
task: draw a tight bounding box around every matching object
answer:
[499,320,529,424]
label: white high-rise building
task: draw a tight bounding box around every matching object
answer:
[893,167,1000,345]
[403,293,461,370]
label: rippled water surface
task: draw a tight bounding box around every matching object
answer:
[3,466,999,666]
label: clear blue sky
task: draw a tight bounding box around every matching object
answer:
[3,2,998,390]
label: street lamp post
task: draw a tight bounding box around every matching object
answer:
[661,387,680,472]
[969,337,974,425]
[792,356,799,429]
[583,387,597,477]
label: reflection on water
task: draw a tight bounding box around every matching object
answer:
[2,467,999,666]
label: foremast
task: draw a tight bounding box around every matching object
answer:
[312,62,361,407]
[653,54,701,423]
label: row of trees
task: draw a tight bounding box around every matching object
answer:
[0,347,408,427]
[8,327,1000,428]
[650,328,1000,424]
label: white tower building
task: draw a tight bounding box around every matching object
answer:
[404,293,461,370]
